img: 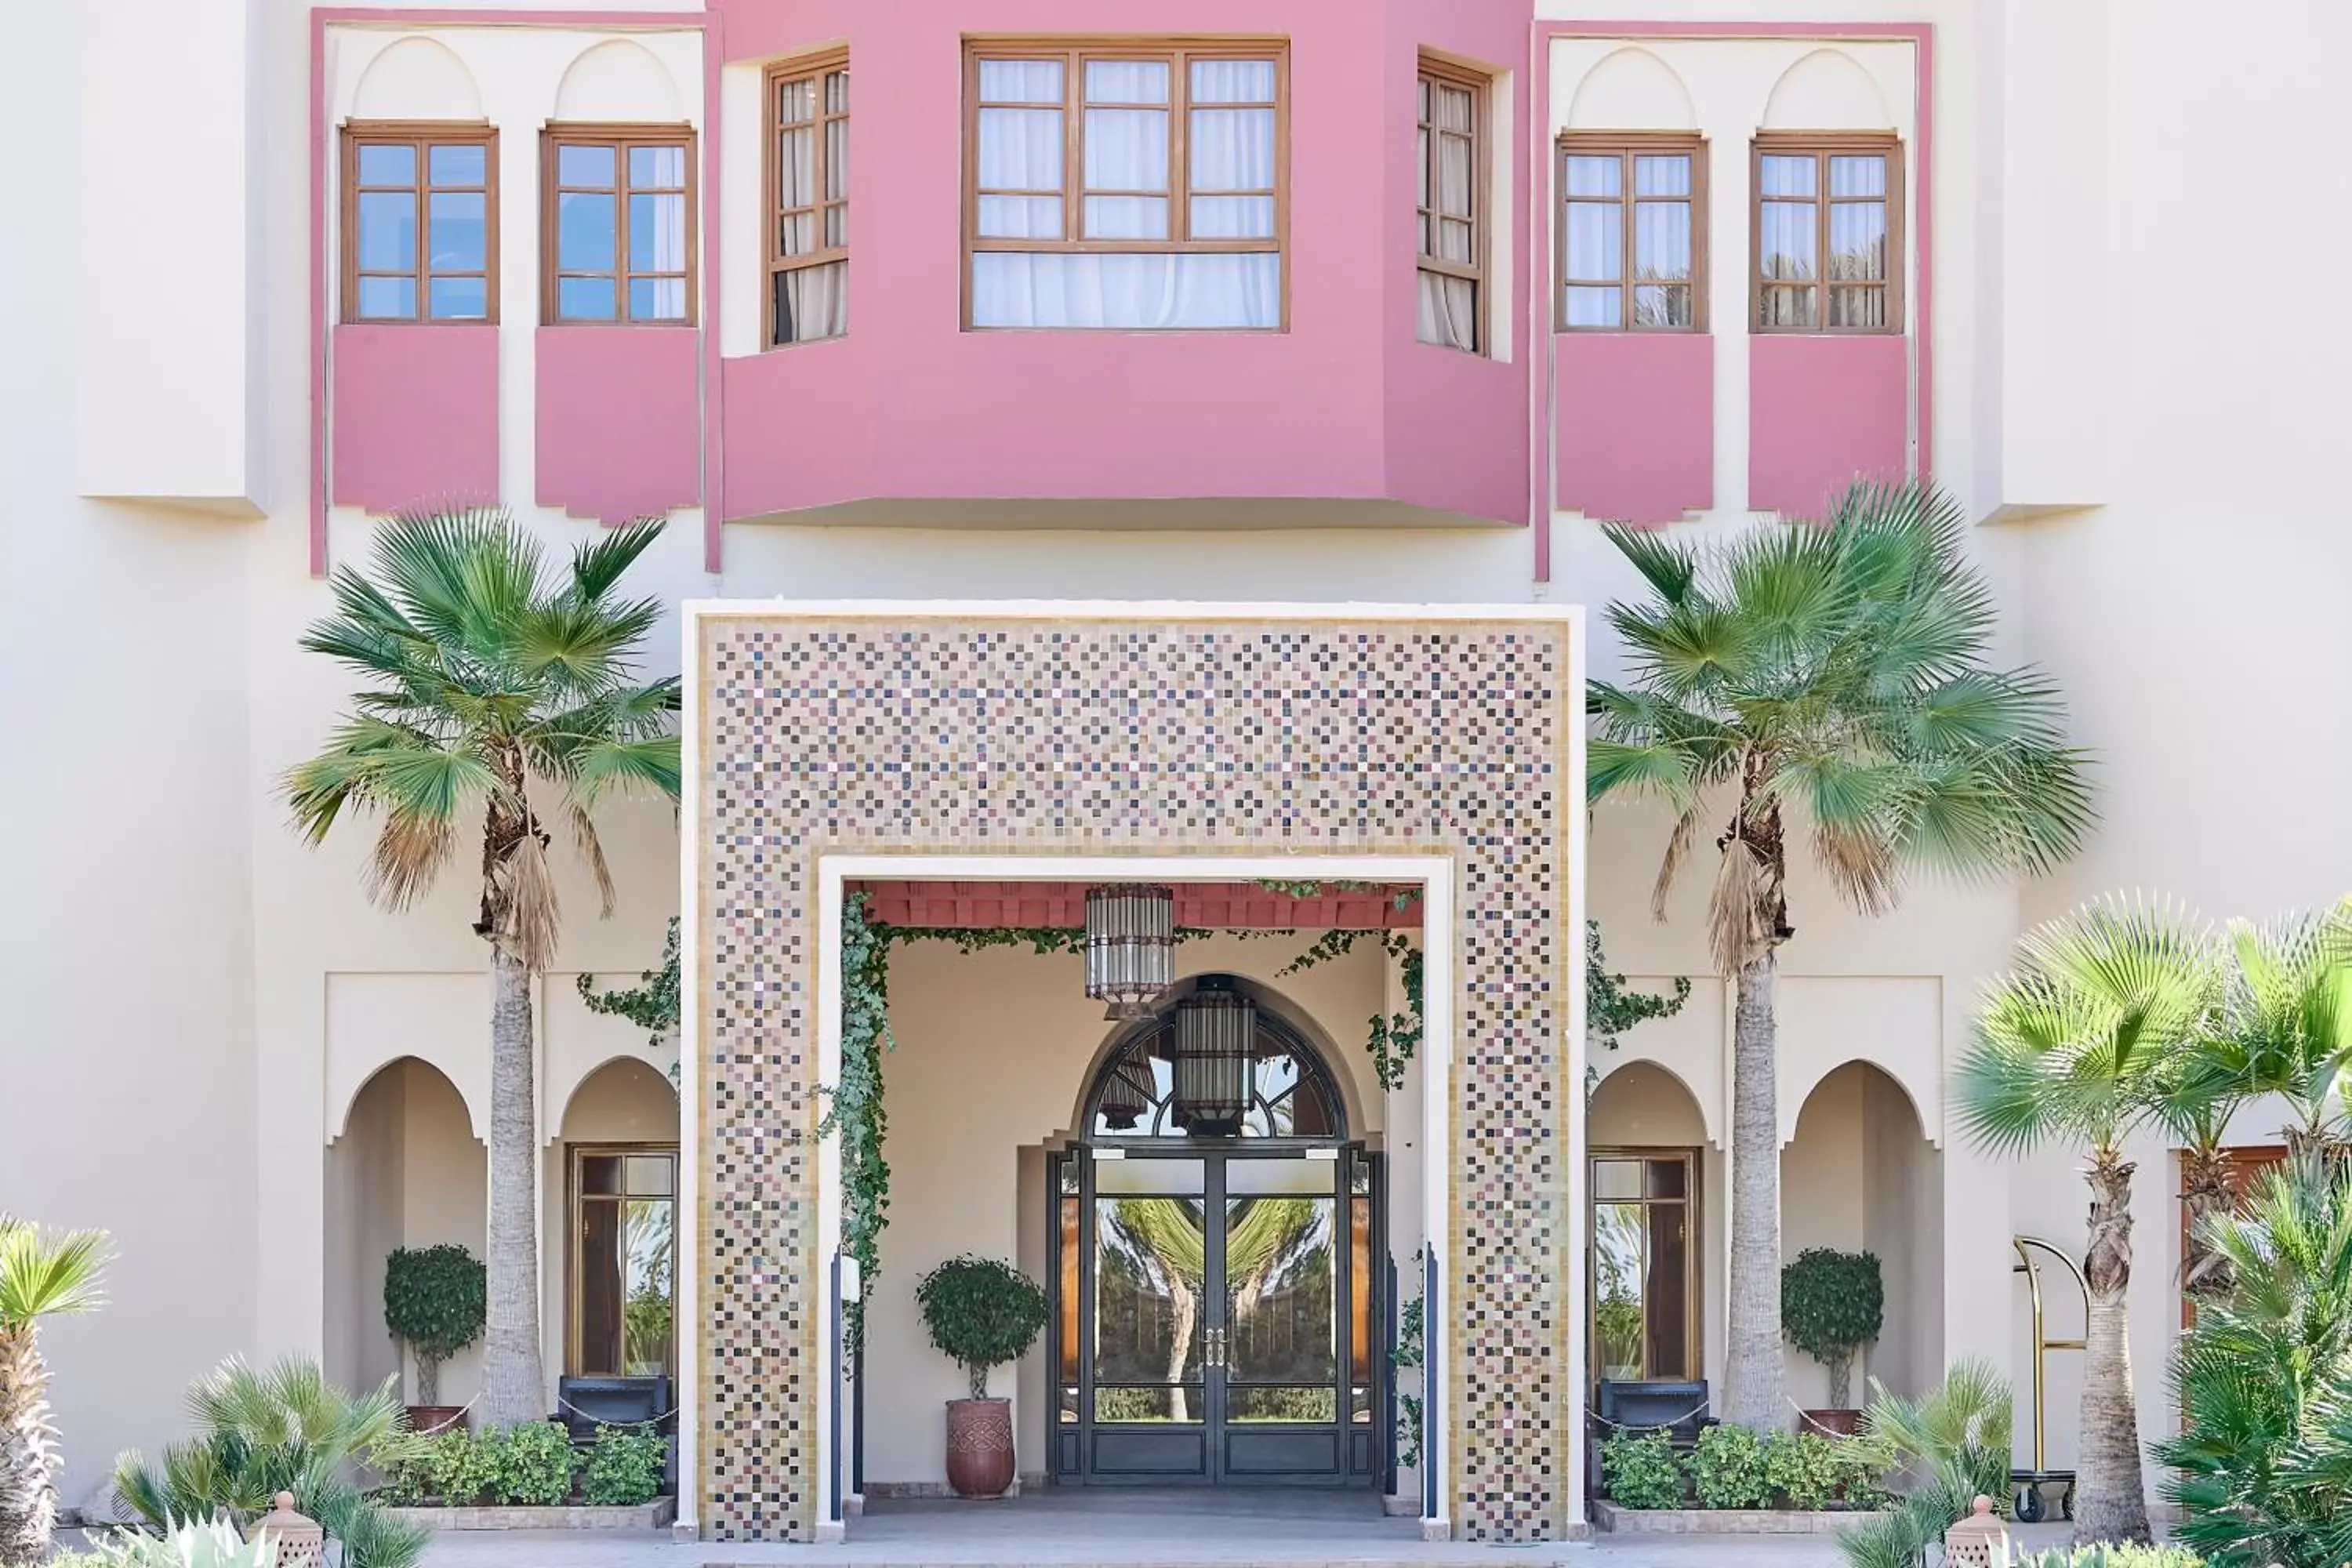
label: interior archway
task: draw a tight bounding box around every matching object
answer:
[1782,1060,1940,1406]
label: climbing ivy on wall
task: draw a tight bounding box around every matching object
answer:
[826,892,895,1348]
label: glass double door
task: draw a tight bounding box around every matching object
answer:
[1053,1146,1377,1486]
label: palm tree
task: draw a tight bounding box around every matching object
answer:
[2219,901,2352,1157]
[284,510,680,1429]
[0,1218,111,1566]
[1589,480,2095,1431]
[2158,1158,2352,1568]
[1954,895,2225,1544]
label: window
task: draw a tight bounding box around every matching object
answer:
[568,1146,677,1378]
[1752,132,1902,332]
[1590,1149,1698,1386]
[1559,133,1704,331]
[343,125,497,322]
[767,53,849,346]
[543,126,695,324]
[964,40,1287,331]
[1416,59,1486,354]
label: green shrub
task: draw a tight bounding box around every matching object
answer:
[915,1255,1048,1400]
[1769,1431,1843,1512]
[1690,1424,1775,1511]
[580,1427,666,1507]
[377,1427,500,1507]
[380,1246,485,1407]
[488,1421,575,1507]
[2017,1548,2204,1568]
[1599,1431,1682,1510]
[1782,1249,1884,1409]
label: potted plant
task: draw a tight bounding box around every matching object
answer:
[1780,1247,1882,1435]
[383,1243,485,1433]
[915,1254,1048,1498]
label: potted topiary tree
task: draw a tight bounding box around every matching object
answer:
[1780,1247,1883,1435]
[915,1254,1048,1498]
[384,1243,486,1433]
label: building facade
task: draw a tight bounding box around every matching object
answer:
[6,0,2351,1545]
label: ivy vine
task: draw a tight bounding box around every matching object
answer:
[824,892,895,1349]
[1588,920,1690,1053]
[576,918,683,1052]
[1276,927,1424,1093]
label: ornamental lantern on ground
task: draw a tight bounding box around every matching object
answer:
[1084,884,1175,1020]
[250,1493,324,1568]
[1170,983,1256,1136]
[1943,1496,2010,1568]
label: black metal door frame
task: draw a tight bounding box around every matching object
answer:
[1050,1141,1380,1487]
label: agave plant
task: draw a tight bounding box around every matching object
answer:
[70,1517,279,1568]
[112,1358,423,1568]
[0,1218,113,1566]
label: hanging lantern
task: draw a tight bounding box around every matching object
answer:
[1170,985,1257,1136]
[1097,1051,1159,1131]
[1085,884,1175,1020]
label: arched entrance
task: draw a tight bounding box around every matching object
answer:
[1047,975,1382,1489]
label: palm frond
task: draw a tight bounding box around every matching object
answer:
[567,519,668,601]
[1601,524,1701,605]
[0,1218,112,1327]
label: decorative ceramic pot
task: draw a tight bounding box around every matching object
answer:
[1799,1407,1861,1437]
[944,1397,1015,1498]
[403,1404,469,1436]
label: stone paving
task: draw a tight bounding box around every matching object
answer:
[407,1492,2085,1568]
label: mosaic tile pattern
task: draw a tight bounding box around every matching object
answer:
[695,615,1577,1542]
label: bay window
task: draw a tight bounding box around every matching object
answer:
[1416,58,1486,354]
[768,53,849,346]
[964,40,1287,331]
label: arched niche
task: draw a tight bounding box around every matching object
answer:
[553,38,685,123]
[332,1047,485,1145]
[1589,1056,1711,1148]
[1762,48,1893,131]
[558,1054,681,1145]
[351,36,485,121]
[1782,1049,1937,1149]
[1567,47,1697,132]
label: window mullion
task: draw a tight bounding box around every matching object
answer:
[1621,151,1635,328]
[412,139,429,308]
[1063,53,1081,247]
[616,153,633,318]
[1817,152,1832,329]
[1172,49,1190,246]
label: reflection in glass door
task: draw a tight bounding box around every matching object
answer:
[1055,1148,1376,1486]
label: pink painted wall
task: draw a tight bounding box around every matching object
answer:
[329,325,500,514]
[535,328,702,524]
[717,0,1529,525]
[1748,334,1911,516]
[1554,334,1713,524]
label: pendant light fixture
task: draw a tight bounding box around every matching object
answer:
[1095,1051,1160,1132]
[1169,982,1256,1136]
[1084,884,1175,1020]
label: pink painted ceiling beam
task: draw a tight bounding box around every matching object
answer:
[851,880,1423,931]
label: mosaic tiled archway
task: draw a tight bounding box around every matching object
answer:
[688,606,1585,1541]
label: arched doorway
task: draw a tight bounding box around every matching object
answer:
[1048,975,1381,1489]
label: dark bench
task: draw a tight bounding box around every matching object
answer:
[555,1374,675,1440]
[1588,1380,1716,1501]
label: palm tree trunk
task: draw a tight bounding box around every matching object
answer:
[0,1327,60,1566]
[477,944,548,1429]
[1722,949,1786,1432]
[2074,1149,2151,1546]
[2178,1145,2235,1300]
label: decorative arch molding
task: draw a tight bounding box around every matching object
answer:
[553,38,685,122]
[1761,47,1893,130]
[350,35,484,121]
[1591,1052,1719,1149]
[1781,1054,1936,1149]
[551,1051,681,1145]
[329,1052,485,1145]
[1566,45,1697,130]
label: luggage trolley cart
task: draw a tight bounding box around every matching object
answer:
[2011,1235,2086,1522]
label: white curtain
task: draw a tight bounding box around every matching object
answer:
[1417,271,1476,350]
[971,252,1279,329]
[776,260,847,342]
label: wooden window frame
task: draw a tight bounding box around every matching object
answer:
[1415,54,1490,356]
[1749,130,1904,336]
[1555,131,1708,333]
[960,36,1292,332]
[340,121,500,325]
[565,1142,680,1381]
[1588,1145,1702,1388]
[539,122,699,327]
[762,49,849,350]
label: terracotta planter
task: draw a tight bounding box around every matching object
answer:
[1798,1408,1860,1437]
[405,1405,469,1435]
[943,1397,1015,1498]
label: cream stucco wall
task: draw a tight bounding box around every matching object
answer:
[14,0,2352,1518]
